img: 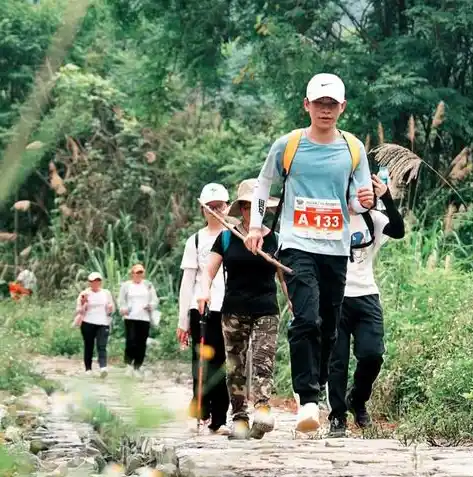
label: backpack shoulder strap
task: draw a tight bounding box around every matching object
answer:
[282,128,304,176]
[194,231,199,252]
[222,230,231,253]
[271,129,304,233]
[340,130,361,172]
[362,211,375,241]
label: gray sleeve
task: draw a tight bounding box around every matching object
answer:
[249,135,288,229]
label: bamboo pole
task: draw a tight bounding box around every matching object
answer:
[199,199,294,275]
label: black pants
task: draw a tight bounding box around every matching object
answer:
[280,248,348,405]
[189,309,229,430]
[328,294,385,419]
[124,319,150,369]
[80,322,109,371]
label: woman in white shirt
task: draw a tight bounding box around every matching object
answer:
[177,183,230,435]
[75,272,115,377]
[118,263,159,378]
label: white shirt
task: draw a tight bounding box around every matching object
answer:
[77,289,114,326]
[118,281,158,322]
[180,228,225,313]
[17,269,37,291]
[345,211,389,297]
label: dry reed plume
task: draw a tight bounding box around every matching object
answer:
[0,232,17,242]
[407,115,415,149]
[49,162,67,195]
[432,101,445,128]
[377,122,385,145]
[13,200,31,212]
[371,144,422,186]
[449,147,472,181]
[444,203,456,234]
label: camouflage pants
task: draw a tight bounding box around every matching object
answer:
[222,313,279,422]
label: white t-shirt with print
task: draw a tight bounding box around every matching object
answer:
[180,228,225,312]
[345,210,389,297]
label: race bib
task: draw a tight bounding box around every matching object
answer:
[293,197,344,240]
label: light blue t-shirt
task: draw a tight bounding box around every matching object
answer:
[256,131,372,257]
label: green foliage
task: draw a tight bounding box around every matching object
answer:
[0,444,34,477]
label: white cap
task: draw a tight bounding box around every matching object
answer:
[88,272,103,281]
[306,73,345,103]
[199,183,229,204]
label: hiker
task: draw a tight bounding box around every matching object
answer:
[177,183,230,434]
[327,173,405,436]
[9,265,37,300]
[16,266,37,295]
[75,272,114,377]
[245,73,374,432]
[198,178,290,440]
[118,264,159,378]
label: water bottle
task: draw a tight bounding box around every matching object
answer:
[378,166,390,186]
[377,166,390,210]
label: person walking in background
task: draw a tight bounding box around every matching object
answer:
[119,264,159,379]
[177,183,230,435]
[327,174,405,437]
[198,179,290,440]
[245,73,374,433]
[75,272,114,378]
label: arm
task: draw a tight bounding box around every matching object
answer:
[198,252,223,314]
[371,176,405,238]
[148,283,159,308]
[106,290,116,314]
[178,268,197,331]
[75,291,85,314]
[249,137,286,230]
[349,142,374,213]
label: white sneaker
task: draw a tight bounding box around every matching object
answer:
[133,369,143,380]
[100,367,108,379]
[295,402,320,433]
[125,365,133,377]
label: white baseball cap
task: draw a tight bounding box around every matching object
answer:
[88,272,103,282]
[306,73,345,104]
[199,183,229,204]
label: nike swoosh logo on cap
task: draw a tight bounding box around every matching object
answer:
[321,83,332,86]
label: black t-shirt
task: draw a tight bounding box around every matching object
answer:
[211,230,279,316]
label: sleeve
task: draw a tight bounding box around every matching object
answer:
[106,290,116,313]
[149,284,159,308]
[371,211,390,249]
[180,235,198,270]
[178,268,197,331]
[75,292,84,313]
[118,282,128,310]
[249,135,288,229]
[380,189,405,239]
[349,140,373,213]
[211,232,224,256]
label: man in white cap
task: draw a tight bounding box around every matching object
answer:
[177,183,231,434]
[245,73,374,433]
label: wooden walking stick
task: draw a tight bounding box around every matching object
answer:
[198,200,294,275]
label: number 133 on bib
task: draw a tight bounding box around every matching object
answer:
[293,197,344,241]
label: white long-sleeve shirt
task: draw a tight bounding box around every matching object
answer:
[118,280,159,322]
[76,288,115,326]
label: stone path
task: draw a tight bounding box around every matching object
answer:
[34,357,473,477]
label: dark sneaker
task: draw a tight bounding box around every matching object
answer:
[228,420,250,440]
[328,416,347,437]
[346,394,372,429]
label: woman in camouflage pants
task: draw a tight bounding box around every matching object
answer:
[199,179,291,440]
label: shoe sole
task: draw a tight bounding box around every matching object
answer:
[295,416,320,433]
